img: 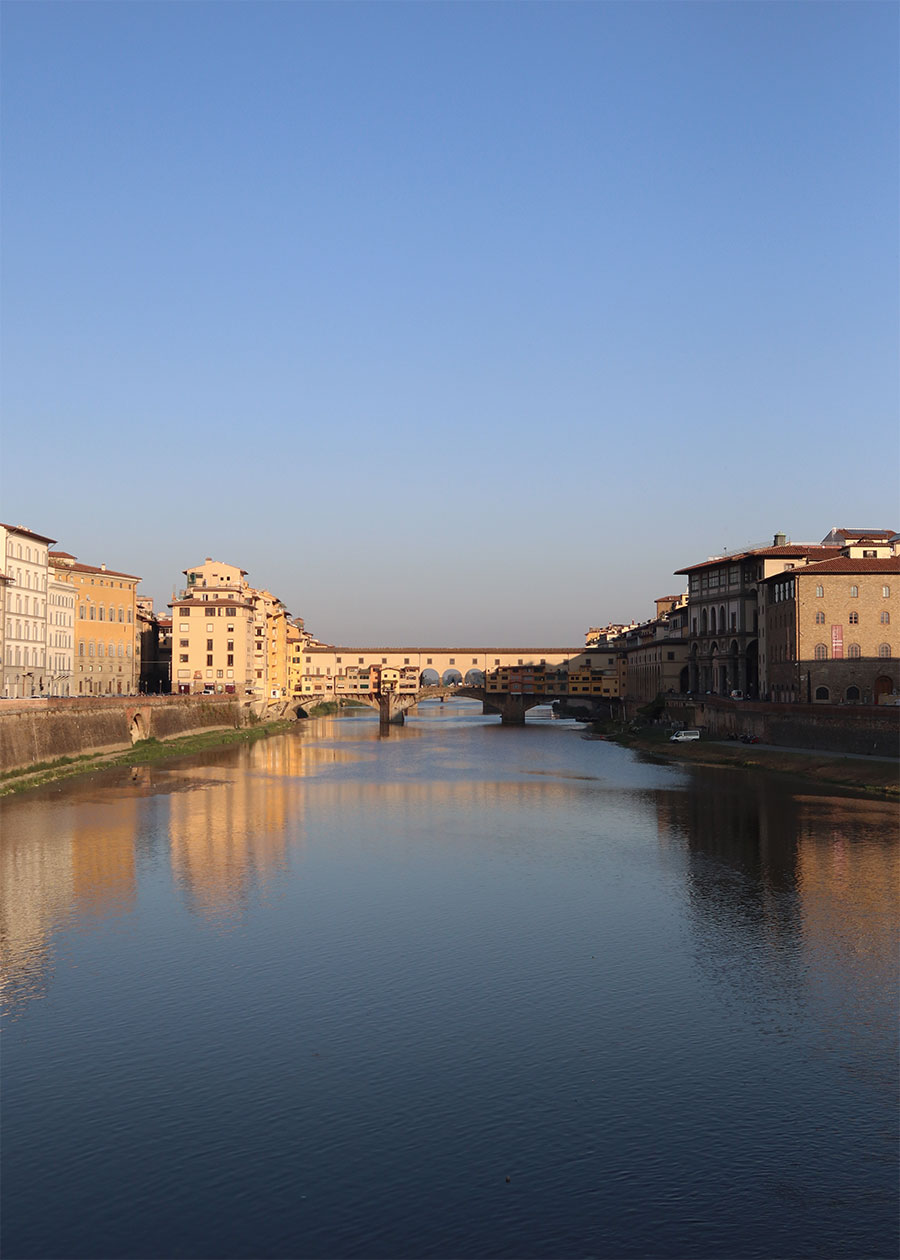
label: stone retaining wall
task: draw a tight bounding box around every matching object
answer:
[665,696,899,758]
[0,695,245,774]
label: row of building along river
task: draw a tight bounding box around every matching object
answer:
[1,698,897,1259]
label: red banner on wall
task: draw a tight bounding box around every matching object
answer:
[832,625,843,658]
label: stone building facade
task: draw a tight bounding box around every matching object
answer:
[675,536,838,698]
[762,554,898,704]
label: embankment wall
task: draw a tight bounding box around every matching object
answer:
[0,696,245,774]
[665,697,899,758]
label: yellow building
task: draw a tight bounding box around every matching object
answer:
[170,559,255,696]
[65,555,140,696]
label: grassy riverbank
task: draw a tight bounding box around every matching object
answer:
[596,723,899,798]
[0,720,298,797]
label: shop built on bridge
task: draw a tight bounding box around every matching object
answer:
[297,645,624,728]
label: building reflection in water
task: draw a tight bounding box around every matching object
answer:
[653,768,899,1055]
[1,791,141,1015]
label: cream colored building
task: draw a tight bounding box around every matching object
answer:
[170,559,255,696]
[1,523,55,698]
[47,553,77,695]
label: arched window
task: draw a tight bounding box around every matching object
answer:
[98,606,105,621]
[850,585,859,598]
[25,547,31,561]
[847,643,861,659]
[881,611,890,624]
[849,611,859,624]
[90,606,95,620]
[16,544,22,558]
[878,643,892,658]
[127,609,133,624]
[118,643,124,657]
[883,585,891,598]
[815,611,825,624]
[814,643,828,660]
[815,686,830,701]
[816,585,823,597]
[701,609,708,634]
[846,686,860,702]
[78,641,84,657]
[89,642,94,657]
[119,607,124,622]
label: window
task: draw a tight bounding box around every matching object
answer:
[883,586,891,598]
[181,607,190,616]
[180,639,189,648]
[207,655,213,667]
[815,611,825,624]
[206,639,213,651]
[846,686,860,702]
[227,654,234,666]
[179,654,189,663]
[226,607,236,617]
[814,643,828,660]
[98,606,105,621]
[815,686,830,701]
[79,605,85,620]
[881,611,891,625]
[127,610,132,623]
[90,606,95,620]
[850,585,858,598]
[847,643,861,658]
[78,641,84,657]
[816,585,823,598]
[878,643,892,658]
[119,608,124,622]
[849,611,859,625]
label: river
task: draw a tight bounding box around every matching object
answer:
[1,699,897,1259]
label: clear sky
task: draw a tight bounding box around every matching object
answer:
[2,1,897,644]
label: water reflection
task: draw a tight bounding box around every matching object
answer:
[1,716,897,1259]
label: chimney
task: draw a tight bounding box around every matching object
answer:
[773,532,786,547]
[100,563,106,571]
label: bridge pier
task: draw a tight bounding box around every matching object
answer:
[378,692,407,730]
[497,695,527,726]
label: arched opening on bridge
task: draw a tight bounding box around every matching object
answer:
[464,669,484,685]
[420,669,440,687]
[442,669,462,686]
[129,712,149,745]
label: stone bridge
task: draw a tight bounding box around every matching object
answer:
[299,684,554,730]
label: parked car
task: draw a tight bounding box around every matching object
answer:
[730,690,745,700]
[670,729,701,742]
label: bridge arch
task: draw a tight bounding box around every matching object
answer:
[442,669,462,685]
[464,668,485,685]
[420,668,440,686]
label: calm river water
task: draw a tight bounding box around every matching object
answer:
[1,700,897,1259]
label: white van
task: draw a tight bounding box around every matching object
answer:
[669,729,701,742]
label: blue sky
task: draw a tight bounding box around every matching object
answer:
[2,2,897,643]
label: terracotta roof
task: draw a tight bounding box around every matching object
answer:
[304,646,587,654]
[675,544,837,574]
[170,597,253,608]
[0,523,57,545]
[49,550,77,560]
[69,561,141,581]
[793,556,900,576]
[830,528,895,539]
